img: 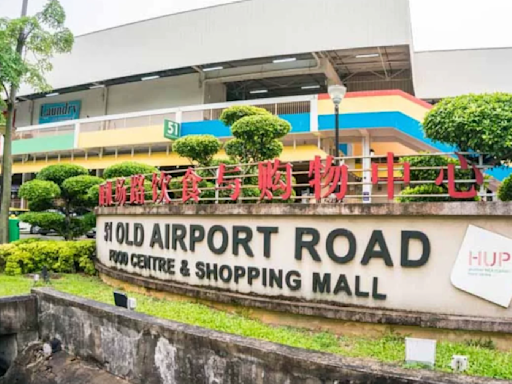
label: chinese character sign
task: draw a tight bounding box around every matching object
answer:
[97,154,486,207]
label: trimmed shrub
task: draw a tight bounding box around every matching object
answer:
[498,175,512,201]
[219,105,270,126]
[103,161,157,179]
[173,135,221,166]
[37,164,89,187]
[2,240,96,276]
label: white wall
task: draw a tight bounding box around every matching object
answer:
[15,87,106,128]
[14,73,208,127]
[204,83,227,105]
[412,48,512,99]
[106,74,204,115]
[18,0,411,95]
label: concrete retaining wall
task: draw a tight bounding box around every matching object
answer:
[33,288,507,384]
[0,295,39,375]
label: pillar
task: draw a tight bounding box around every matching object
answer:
[361,132,372,204]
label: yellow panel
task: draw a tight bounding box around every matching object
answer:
[352,142,418,157]
[318,95,429,122]
[78,125,167,149]
[12,145,328,174]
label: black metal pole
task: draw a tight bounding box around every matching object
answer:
[334,103,340,165]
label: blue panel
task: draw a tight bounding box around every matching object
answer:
[339,143,348,155]
[279,113,310,133]
[487,167,511,182]
[319,112,455,153]
[181,120,231,137]
[181,113,311,137]
[319,112,512,181]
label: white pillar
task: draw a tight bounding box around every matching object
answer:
[21,173,31,209]
[361,132,372,204]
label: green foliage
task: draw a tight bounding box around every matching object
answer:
[61,175,103,206]
[397,154,478,202]
[398,185,453,203]
[1,240,95,276]
[37,164,88,187]
[173,134,221,166]
[423,93,512,161]
[103,161,157,179]
[18,179,60,209]
[19,210,94,241]
[498,174,512,201]
[219,105,270,126]
[225,114,291,163]
[0,0,74,98]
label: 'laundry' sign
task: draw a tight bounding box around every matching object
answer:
[39,100,81,124]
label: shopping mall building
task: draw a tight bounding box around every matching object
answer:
[4,0,512,205]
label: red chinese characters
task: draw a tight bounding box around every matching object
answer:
[98,181,113,207]
[114,178,127,206]
[435,153,484,199]
[129,174,146,205]
[372,152,410,199]
[152,172,172,204]
[258,159,292,200]
[308,155,349,201]
[182,168,203,203]
[217,164,242,201]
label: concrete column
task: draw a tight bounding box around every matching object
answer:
[20,173,32,209]
[361,132,372,203]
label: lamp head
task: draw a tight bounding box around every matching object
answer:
[328,84,347,105]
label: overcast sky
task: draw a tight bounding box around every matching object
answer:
[1,0,511,52]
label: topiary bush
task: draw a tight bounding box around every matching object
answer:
[173,135,221,166]
[2,240,96,276]
[219,105,270,127]
[103,161,157,179]
[498,175,512,201]
[37,164,89,187]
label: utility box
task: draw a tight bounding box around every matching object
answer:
[8,218,20,243]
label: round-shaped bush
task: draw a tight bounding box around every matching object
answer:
[103,161,157,179]
[173,135,221,166]
[498,174,512,201]
[37,164,88,186]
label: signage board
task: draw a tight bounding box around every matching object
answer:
[164,119,181,140]
[96,213,512,318]
[39,100,81,124]
[451,225,512,307]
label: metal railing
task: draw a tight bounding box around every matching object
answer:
[97,152,496,206]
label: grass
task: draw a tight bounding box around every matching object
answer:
[1,274,512,380]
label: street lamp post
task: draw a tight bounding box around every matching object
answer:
[328,84,347,165]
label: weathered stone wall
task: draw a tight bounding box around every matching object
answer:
[34,288,507,384]
[0,295,39,375]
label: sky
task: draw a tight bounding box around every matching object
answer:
[1,0,512,52]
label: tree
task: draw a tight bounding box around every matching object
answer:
[220,105,291,164]
[0,0,74,243]
[173,135,221,166]
[18,164,102,240]
[423,93,512,163]
[498,175,512,201]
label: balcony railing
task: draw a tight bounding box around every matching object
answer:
[14,95,317,148]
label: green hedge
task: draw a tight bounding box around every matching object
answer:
[0,240,96,276]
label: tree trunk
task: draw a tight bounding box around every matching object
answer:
[0,102,14,243]
[0,1,28,243]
